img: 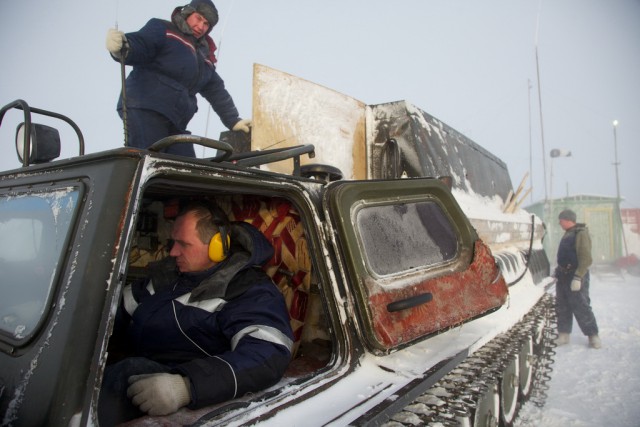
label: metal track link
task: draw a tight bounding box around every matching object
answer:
[382,294,557,427]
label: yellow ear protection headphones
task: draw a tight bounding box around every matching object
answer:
[209,229,230,262]
[206,203,230,263]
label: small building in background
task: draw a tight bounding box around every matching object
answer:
[525,195,635,266]
[621,208,640,258]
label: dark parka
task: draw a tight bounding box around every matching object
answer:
[556,223,592,281]
[120,222,294,408]
[554,222,599,337]
[113,3,241,132]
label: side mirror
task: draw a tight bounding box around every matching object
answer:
[15,122,61,164]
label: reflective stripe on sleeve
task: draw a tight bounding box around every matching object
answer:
[230,325,294,352]
[174,293,227,313]
[122,285,138,316]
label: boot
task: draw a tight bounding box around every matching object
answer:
[588,335,602,349]
[556,332,570,346]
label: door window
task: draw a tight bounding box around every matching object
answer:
[356,201,458,276]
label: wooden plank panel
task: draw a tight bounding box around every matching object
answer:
[252,64,366,179]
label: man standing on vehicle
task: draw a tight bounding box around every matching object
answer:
[105,0,251,156]
[99,201,293,424]
[554,209,601,349]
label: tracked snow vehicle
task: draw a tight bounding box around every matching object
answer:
[0,65,555,427]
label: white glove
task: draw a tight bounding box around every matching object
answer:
[106,28,127,57]
[570,275,582,292]
[232,119,252,133]
[127,373,191,416]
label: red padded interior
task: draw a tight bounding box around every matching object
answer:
[224,196,311,354]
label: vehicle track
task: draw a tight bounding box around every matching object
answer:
[382,293,557,427]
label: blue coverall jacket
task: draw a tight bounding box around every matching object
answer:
[115,9,240,133]
[121,222,294,408]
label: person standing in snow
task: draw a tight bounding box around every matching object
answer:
[98,201,293,424]
[105,0,251,157]
[554,209,601,349]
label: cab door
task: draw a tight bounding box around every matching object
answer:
[324,177,508,352]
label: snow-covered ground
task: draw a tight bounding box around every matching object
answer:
[516,272,640,427]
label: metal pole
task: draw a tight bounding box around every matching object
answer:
[549,156,554,200]
[120,55,129,147]
[613,120,628,256]
[536,48,548,202]
[534,1,548,201]
[613,121,621,202]
[548,155,554,252]
[528,79,534,202]
[115,17,128,147]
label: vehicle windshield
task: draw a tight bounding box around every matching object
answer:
[0,188,79,341]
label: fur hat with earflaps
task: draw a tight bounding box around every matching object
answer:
[180,0,219,30]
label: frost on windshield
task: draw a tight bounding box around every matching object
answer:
[356,201,457,277]
[0,187,79,340]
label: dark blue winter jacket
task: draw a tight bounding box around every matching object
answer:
[121,222,294,408]
[115,8,240,131]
